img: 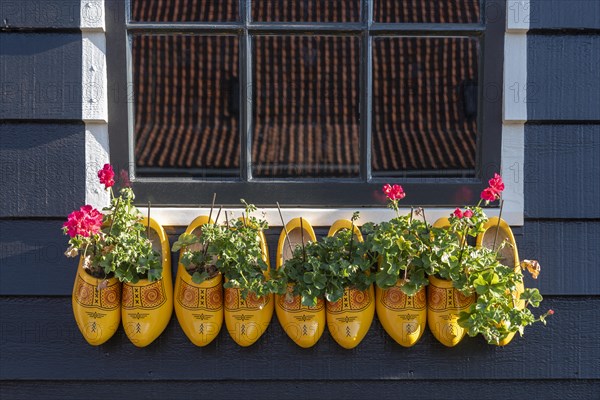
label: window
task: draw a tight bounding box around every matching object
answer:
[106,0,505,207]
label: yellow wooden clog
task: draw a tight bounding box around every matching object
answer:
[72,257,121,346]
[224,229,274,347]
[275,218,325,348]
[376,284,426,347]
[174,215,223,346]
[326,220,374,349]
[477,216,524,346]
[122,217,173,347]
[427,217,475,347]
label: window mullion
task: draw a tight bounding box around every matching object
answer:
[240,0,252,181]
[359,0,374,182]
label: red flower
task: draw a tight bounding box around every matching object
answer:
[453,208,463,219]
[463,209,473,218]
[382,184,405,201]
[480,187,499,202]
[548,309,555,316]
[488,173,505,193]
[63,205,103,238]
[98,164,115,189]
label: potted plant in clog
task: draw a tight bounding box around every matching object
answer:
[432,173,553,346]
[172,215,223,347]
[324,213,375,349]
[274,217,326,348]
[211,200,276,347]
[362,185,432,347]
[63,164,165,346]
[121,215,173,347]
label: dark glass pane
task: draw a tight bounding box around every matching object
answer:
[253,0,360,22]
[252,36,360,178]
[132,35,240,177]
[374,0,480,24]
[131,0,239,22]
[372,37,479,177]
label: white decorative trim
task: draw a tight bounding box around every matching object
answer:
[137,207,519,228]
[506,0,530,32]
[503,33,528,123]
[80,0,105,32]
[82,32,108,122]
[85,123,111,208]
[500,124,525,226]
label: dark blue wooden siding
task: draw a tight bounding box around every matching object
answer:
[1,1,599,398]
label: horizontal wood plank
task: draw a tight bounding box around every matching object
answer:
[0,296,592,380]
[0,33,82,120]
[0,123,85,217]
[1,222,598,296]
[1,379,598,400]
[0,0,81,30]
[524,124,600,218]
[530,0,600,30]
[528,35,600,121]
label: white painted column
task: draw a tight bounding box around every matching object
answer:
[81,0,110,208]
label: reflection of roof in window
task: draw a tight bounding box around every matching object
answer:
[131,1,481,177]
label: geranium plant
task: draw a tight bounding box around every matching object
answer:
[63,164,162,283]
[362,185,433,295]
[432,173,553,344]
[277,213,373,307]
[173,200,277,299]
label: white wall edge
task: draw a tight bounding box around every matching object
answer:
[80,0,105,32]
[503,33,528,123]
[82,31,108,122]
[500,124,525,226]
[85,123,111,208]
[506,0,530,32]
[137,207,522,228]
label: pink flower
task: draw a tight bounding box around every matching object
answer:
[488,173,505,193]
[481,187,499,202]
[463,209,473,218]
[548,309,555,316]
[453,208,463,219]
[98,164,115,189]
[63,205,103,238]
[382,184,405,201]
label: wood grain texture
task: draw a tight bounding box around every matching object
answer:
[1,380,598,400]
[528,35,600,121]
[0,123,85,217]
[519,220,600,295]
[524,124,600,218]
[530,0,600,30]
[0,33,82,120]
[2,223,597,296]
[0,0,81,29]
[0,296,592,381]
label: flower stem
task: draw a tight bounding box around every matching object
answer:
[492,200,505,252]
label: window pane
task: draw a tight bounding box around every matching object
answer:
[252,36,360,178]
[372,37,479,177]
[374,0,480,24]
[132,35,240,177]
[252,0,361,22]
[131,0,239,22]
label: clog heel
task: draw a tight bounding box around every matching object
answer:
[275,218,325,348]
[72,258,121,345]
[376,283,426,347]
[477,217,524,346]
[224,229,274,347]
[174,216,223,346]
[122,217,173,347]
[326,220,374,349]
[427,217,475,347]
